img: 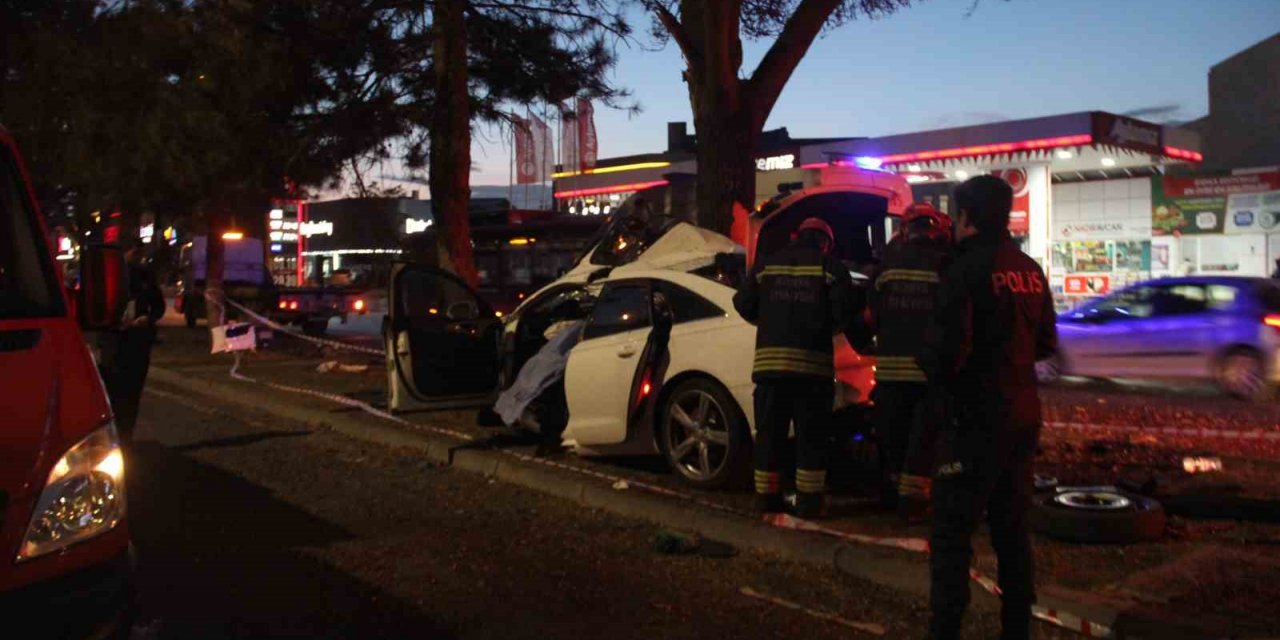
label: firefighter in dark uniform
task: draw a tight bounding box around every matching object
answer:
[868,203,952,521]
[919,176,1058,640]
[734,217,857,518]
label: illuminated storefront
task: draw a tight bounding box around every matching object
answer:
[558,112,1206,309]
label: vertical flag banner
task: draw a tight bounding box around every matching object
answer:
[531,115,552,183]
[560,108,579,174]
[514,115,537,185]
[577,97,597,171]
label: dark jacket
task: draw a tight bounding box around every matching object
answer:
[918,232,1057,430]
[734,242,857,382]
[869,236,951,383]
[127,262,166,326]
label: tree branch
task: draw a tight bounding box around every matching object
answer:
[650,2,697,62]
[744,0,840,130]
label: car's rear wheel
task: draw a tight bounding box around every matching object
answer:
[1216,348,1270,401]
[658,378,751,490]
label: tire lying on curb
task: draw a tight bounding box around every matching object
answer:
[1031,489,1165,544]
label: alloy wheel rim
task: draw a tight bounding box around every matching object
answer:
[665,389,730,481]
[1054,491,1132,511]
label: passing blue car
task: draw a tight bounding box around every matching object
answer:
[1039,276,1280,399]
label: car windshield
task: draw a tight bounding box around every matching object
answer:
[0,145,63,320]
[588,206,680,267]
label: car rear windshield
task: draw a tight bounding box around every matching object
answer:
[0,145,63,319]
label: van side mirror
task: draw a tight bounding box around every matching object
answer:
[78,244,129,330]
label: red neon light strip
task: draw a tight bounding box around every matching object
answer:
[553,180,669,199]
[878,134,1094,164]
[1164,146,1203,162]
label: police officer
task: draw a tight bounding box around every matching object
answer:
[734,217,857,518]
[919,176,1057,640]
[868,203,951,521]
[98,238,166,443]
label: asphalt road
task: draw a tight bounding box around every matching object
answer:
[127,385,1031,639]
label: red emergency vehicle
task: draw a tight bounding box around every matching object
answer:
[0,126,134,636]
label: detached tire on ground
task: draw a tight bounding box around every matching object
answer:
[658,378,752,490]
[1031,490,1165,544]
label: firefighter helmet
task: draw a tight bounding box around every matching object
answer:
[900,203,951,242]
[793,217,836,254]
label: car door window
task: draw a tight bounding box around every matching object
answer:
[1207,284,1239,310]
[1085,286,1156,321]
[654,280,725,324]
[399,268,490,322]
[583,283,651,340]
[1152,285,1208,317]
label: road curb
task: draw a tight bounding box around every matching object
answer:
[147,365,1231,639]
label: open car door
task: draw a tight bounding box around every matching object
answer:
[387,262,501,411]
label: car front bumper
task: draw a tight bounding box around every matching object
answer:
[1,547,135,640]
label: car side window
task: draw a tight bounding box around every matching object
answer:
[1152,284,1208,317]
[1206,284,1239,310]
[399,269,488,322]
[583,283,651,340]
[1087,286,1156,320]
[654,281,725,324]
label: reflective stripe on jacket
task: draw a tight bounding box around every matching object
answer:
[869,238,950,384]
[734,243,857,382]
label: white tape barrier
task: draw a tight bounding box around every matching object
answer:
[228,353,472,441]
[218,354,1118,638]
[739,587,886,636]
[1046,420,1280,442]
[219,296,386,357]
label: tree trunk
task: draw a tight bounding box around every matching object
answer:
[680,0,757,236]
[428,0,477,286]
[692,100,758,235]
[204,211,226,328]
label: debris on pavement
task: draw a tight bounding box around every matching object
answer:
[739,587,886,636]
[653,530,737,558]
[316,360,370,374]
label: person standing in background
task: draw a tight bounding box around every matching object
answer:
[98,238,165,442]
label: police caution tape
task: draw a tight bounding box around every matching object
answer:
[219,356,1114,638]
[769,514,1114,638]
[219,297,386,357]
[1046,421,1280,441]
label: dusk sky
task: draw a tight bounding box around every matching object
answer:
[460,0,1279,187]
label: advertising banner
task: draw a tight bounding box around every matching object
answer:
[513,115,537,184]
[560,108,579,172]
[531,115,552,183]
[991,168,1030,236]
[1064,274,1111,296]
[1152,171,1280,236]
[577,98,597,171]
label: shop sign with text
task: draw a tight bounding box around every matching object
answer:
[1093,113,1163,155]
[1152,171,1280,236]
[1064,274,1111,296]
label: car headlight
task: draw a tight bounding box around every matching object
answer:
[18,423,126,561]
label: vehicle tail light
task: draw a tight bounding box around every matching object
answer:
[278,300,287,310]
[289,300,299,310]
[1264,314,1280,330]
[353,299,366,312]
